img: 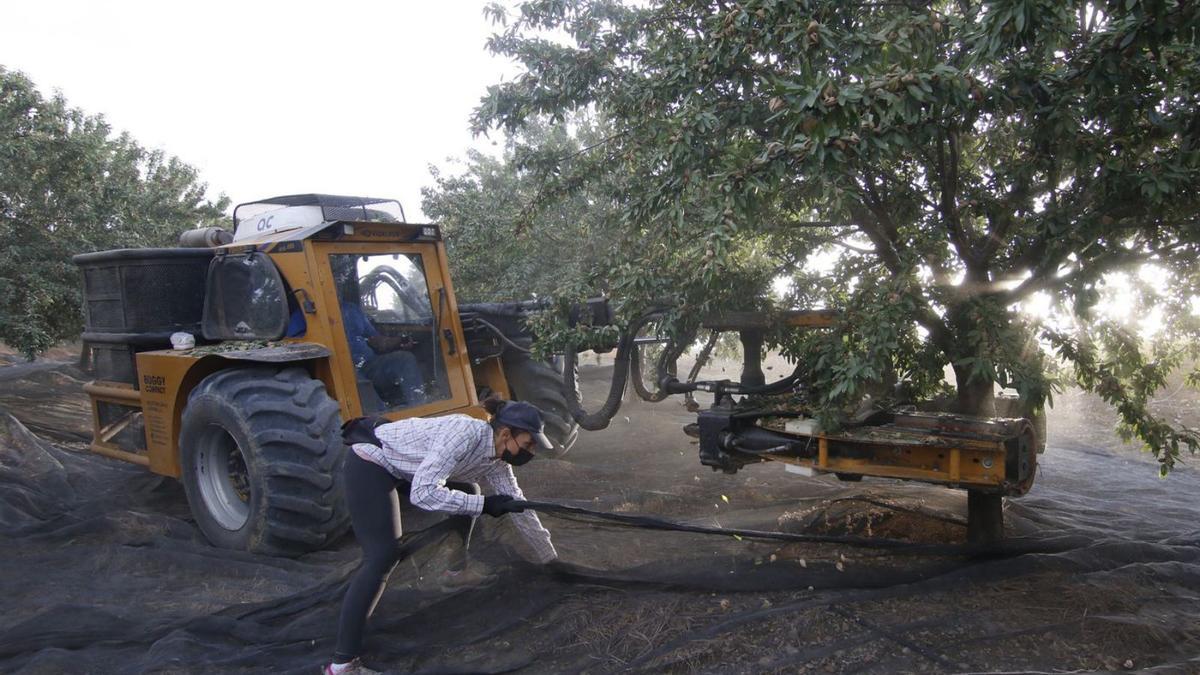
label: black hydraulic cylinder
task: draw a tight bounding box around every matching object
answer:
[698,408,814,473]
[727,425,816,457]
[739,328,765,387]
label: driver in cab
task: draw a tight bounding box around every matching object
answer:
[287,257,426,408]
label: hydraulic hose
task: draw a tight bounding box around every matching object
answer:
[513,499,1071,557]
[561,332,634,430]
[465,316,533,354]
[629,341,669,402]
[654,327,694,396]
[662,362,807,397]
[560,307,807,426]
[628,313,689,403]
[683,330,719,410]
[561,310,662,430]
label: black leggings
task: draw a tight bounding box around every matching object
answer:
[333,451,478,662]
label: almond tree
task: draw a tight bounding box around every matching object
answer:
[0,67,226,357]
[472,0,1200,471]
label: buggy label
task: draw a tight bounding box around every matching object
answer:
[142,374,167,394]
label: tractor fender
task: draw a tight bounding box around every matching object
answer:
[191,342,332,363]
[136,342,337,478]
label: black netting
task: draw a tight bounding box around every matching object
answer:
[2,361,1200,673]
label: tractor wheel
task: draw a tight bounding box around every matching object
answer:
[179,366,348,556]
[501,351,579,458]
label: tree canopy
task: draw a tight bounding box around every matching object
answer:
[0,67,226,358]
[467,0,1200,472]
[422,117,623,303]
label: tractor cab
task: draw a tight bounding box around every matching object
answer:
[290,248,448,413]
[204,194,473,420]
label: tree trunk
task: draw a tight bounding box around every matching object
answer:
[952,363,996,416]
[967,490,1004,544]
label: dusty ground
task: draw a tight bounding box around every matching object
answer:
[1,348,1199,673]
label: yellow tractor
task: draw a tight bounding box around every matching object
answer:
[74,195,580,555]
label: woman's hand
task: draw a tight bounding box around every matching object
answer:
[481,494,526,517]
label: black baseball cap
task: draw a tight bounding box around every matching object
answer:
[495,401,553,450]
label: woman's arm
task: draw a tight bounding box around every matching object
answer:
[481,464,558,564]
[407,430,486,517]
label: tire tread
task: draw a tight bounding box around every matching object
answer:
[180,366,349,557]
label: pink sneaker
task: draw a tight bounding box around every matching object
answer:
[438,564,497,592]
[322,658,381,675]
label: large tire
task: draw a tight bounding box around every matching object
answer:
[179,366,348,556]
[501,352,579,458]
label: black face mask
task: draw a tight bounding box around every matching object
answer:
[502,437,536,466]
[503,448,535,466]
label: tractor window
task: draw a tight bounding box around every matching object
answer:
[330,253,449,413]
[201,253,289,340]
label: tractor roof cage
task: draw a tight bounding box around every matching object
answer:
[233,194,407,229]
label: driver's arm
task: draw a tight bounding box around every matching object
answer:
[366,334,414,353]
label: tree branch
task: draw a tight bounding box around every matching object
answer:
[923,250,956,293]
[860,173,903,245]
[780,220,849,228]
[1081,4,1098,41]
[936,128,978,271]
[833,240,876,255]
[849,204,905,274]
[1004,242,1189,304]
[872,170,938,212]
[979,216,1013,263]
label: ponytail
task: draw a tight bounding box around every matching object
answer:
[481,394,508,416]
[482,395,509,430]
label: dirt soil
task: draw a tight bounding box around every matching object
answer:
[1,351,1199,674]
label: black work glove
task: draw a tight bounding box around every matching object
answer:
[482,495,526,517]
[341,416,387,447]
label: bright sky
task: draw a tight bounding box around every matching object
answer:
[1,1,517,221]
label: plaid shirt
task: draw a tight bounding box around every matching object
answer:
[352,414,557,564]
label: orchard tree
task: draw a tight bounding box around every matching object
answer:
[0,67,226,358]
[423,117,623,302]
[427,114,778,314]
[473,0,1200,471]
